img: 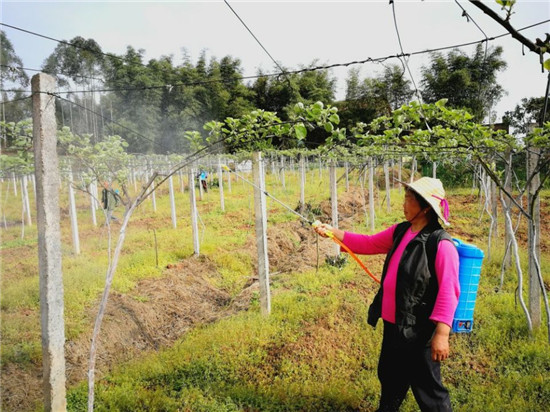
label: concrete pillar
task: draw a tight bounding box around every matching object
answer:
[89,183,97,227]
[217,156,225,212]
[21,174,32,225]
[280,156,286,189]
[169,174,177,228]
[12,172,17,196]
[410,156,416,183]
[345,161,349,192]
[32,73,67,411]
[67,171,80,255]
[179,170,185,193]
[150,172,157,213]
[528,148,541,327]
[384,160,391,214]
[189,169,200,256]
[227,161,232,193]
[398,157,403,195]
[329,161,340,256]
[368,157,375,233]
[253,152,270,315]
[299,155,306,208]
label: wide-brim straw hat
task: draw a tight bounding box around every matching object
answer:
[396,177,450,226]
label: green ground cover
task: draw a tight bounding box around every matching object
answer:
[1,167,549,411]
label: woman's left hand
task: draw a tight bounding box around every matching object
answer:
[431,322,451,362]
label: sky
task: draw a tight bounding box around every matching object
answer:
[1,0,549,122]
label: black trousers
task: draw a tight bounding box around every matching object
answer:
[376,321,452,412]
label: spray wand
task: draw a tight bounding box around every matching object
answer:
[222,165,381,284]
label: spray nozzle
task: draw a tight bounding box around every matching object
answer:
[311,220,334,238]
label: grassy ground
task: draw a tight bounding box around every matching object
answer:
[1,167,549,411]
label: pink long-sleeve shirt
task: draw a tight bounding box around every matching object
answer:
[343,224,460,327]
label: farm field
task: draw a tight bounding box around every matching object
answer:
[1,166,549,411]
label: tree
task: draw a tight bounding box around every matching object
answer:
[103,46,162,153]
[420,44,507,122]
[1,31,31,148]
[0,31,29,88]
[381,64,415,111]
[250,71,299,116]
[503,97,546,134]
[249,63,336,118]
[42,36,107,139]
[291,62,336,106]
[338,65,413,130]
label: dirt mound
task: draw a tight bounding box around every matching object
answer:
[65,256,242,384]
[3,256,256,412]
[242,191,368,275]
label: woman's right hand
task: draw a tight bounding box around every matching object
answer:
[313,221,334,238]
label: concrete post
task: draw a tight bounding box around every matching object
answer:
[280,156,286,189]
[132,164,137,194]
[398,157,403,195]
[253,152,270,315]
[32,73,67,411]
[67,170,80,255]
[299,155,306,209]
[217,156,225,212]
[151,173,157,212]
[368,157,375,233]
[384,160,391,214]
[89,183,97,227]
[12,172,17,196]
[189,169,200,256]
[22,174,32,225]
[528,148,541,327]
[345,162,349,192]
[179,170,185,193]
[410,156,416,183]
[169,174,177,228]
[329,161,340,256]
[227,161,232,193]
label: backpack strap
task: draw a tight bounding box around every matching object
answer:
[426,229,453,280]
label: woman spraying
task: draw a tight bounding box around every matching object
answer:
[314,177,460,412]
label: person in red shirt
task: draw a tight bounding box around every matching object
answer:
[315,177,459,412]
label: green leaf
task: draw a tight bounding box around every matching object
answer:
[329,114,340,125]
[295,123,307,140]
[544,58,550,72]
[324,122,334,133]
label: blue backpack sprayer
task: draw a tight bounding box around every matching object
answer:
[451,238,484,333]
[222,165,484,333]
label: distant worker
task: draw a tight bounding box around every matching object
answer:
[199,170,208,192]
[101,182,119,222]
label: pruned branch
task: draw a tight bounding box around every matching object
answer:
[469,0,550,72]
[468,1,542,55]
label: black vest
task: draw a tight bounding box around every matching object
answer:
[367,221,453,342]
